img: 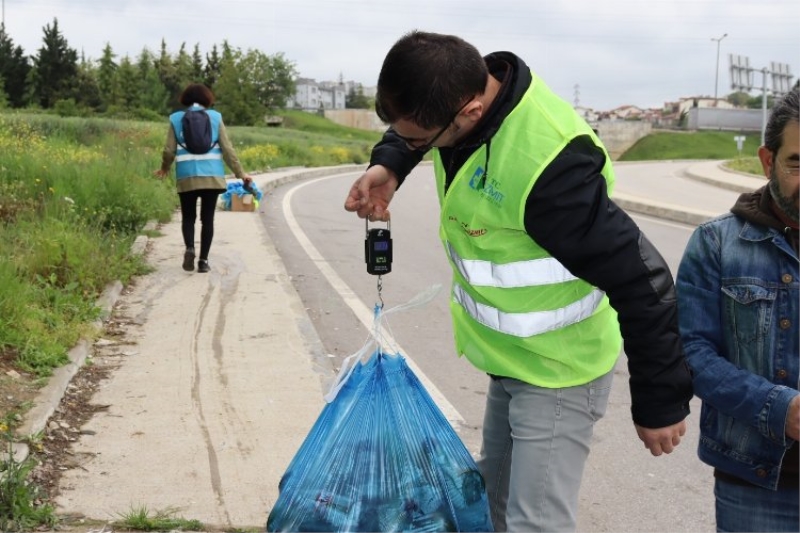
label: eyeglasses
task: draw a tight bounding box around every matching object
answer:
[395,100,471,153]
[776,158,800,178]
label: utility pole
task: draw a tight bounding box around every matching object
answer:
[711,33,728,104]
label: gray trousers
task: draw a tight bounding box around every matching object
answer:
[478,369,614,532]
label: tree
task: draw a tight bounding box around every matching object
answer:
[136,48,168,115]
[726,91,750,108]
[116,56,141,110]
[174,43,195,89]
[204,45,222,89]
[96,43,118,110]
[239,49,297,111]
[30,18,79,108]
[346,84,370,109]
[191,44,204,82]
[0,24,31,108]
[261,52,297,110]
[156,39,181,111]
[213,42,260,125]
[213,46,298,125]
[747,94,776,109]
[73,54,102,111]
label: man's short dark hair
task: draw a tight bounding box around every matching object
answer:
[764,86,799,154]
[179,83,215,108]
[375,31,488,129]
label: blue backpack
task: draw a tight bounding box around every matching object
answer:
[178,108,217,154]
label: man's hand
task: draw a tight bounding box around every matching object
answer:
[786,395,800,441]
[153,169,168,180]
[635,420,686,456]
[344,165,399,221]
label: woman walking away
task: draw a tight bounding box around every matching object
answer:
[154,83,252,273]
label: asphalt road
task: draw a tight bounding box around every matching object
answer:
[262,162,717,532]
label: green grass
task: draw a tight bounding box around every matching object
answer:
[619,130,763,162]
[114,506,204,531]
[0,438,57,531]
[725,156,763,176]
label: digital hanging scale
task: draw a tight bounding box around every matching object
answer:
[365,219,392,275]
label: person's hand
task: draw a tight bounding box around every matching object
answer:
[343,165,399,221]
[786,395,800,441]
[153,169,168,180]
[242,176,253,188]
[635,420,686,456]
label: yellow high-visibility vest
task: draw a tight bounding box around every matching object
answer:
[433,71,622,387]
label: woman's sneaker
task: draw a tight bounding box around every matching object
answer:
[197,260,210,273]
[183,249,195,271]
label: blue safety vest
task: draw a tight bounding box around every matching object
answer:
[169,105,226,180]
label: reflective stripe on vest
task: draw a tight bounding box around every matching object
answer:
[175,149,224,164]
[447,241,578,287]
[452,283,605,337]
[431,69,622,387]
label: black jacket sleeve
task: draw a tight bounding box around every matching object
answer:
[368,129,424,188]
[524,135,692,428]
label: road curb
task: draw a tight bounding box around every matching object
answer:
[13,280,123,463]
[614,192,717,226]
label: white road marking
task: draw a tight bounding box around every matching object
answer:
[282,173,466,426]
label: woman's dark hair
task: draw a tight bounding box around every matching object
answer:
[179,83,215,107]
[376,31,488,129]
[764,86,799,154]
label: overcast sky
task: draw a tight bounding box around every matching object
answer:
[3,0,797,111]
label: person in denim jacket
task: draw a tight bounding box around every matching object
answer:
[676,87,799,533]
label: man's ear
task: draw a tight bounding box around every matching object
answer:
[462,100,483,123]
[757,146,773,180]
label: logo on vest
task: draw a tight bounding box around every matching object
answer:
[448,216,488,237]
[468,166,504,206]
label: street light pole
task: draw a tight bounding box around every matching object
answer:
[711,33,728,104]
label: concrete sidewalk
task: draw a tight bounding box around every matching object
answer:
[17,165,362,531]
[16,161,763,531]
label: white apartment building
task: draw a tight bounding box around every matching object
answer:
[291,78,346,111]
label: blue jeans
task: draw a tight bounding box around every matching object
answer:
[478,370,613,532]
[715,478,800,532]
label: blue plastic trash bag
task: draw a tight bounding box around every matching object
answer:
[221,179,263,210]
[267,297,493,532]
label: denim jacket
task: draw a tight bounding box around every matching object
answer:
[676,204,799,490]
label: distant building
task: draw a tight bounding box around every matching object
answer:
[607,104,646,120]
[667,96,736,115]
[575,106,599,123]
[291,77,378,112]
[291,78,346,111]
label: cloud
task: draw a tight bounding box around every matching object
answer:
[3,0,797,110]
